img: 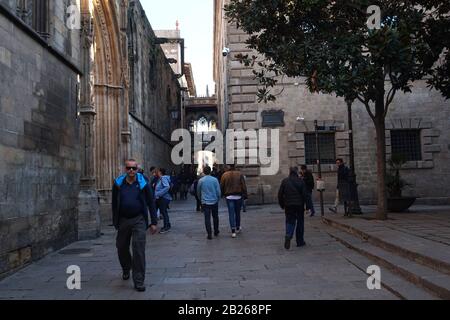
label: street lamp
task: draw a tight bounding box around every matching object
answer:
[345,98,363,215]
[170,107,180,121]
[314,120,325,217]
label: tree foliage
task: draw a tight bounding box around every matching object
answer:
[225,0,449,219]
[225,0,450,107]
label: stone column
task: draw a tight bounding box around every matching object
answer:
[120,0,131,162]
[78,1,101,240]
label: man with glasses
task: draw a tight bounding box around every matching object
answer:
[112,159,158,292]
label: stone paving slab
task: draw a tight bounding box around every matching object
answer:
[323,205,450,268]
[0,199,397,300]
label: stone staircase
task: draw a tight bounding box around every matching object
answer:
[322,217,450,300]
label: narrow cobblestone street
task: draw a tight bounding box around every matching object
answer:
[0,199,397,300]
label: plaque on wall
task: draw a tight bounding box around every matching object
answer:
[261,110,285,127]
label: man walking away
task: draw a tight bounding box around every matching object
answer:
[112,159,158,292]
[300,165,316,217]
[193,175,202,212]
[170,170,179,201]
[155,168,173,233]
[220,164,248,238]
[197,166,221,240]
[329,159,351,216]
[178,168,188,200]
[278,167,308,250]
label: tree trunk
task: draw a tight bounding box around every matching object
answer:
[374,115,388,220]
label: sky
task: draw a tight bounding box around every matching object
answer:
[140,0,215,97]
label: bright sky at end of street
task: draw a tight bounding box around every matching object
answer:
[140,0,215,97]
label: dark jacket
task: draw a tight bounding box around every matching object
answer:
[302,170,315,193]
[337,164,351,201]
[150,175,158,190]
[278,174,307,209]
[112,173,158,230]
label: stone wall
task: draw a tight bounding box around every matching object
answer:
[0,3,81,278]
[214,6,450,205]
[128,0,180,173]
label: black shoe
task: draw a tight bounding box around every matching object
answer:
[122,271,130,281]
[207,234,213,240]
[214,231,220,237]
[284,237,291,250]
[159,227,171,234]
[134,284,146,292]
[297,242,306,247]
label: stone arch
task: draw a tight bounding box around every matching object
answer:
[93,0,125,192]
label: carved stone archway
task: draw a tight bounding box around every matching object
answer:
[92,0,129,193]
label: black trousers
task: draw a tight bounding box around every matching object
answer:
[285,205,305,245]
[116,215,147,286]
[203,203,219,236]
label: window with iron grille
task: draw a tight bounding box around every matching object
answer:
[304,133,336,165]
[390,130,422,161]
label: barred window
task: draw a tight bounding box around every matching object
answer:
[305,133,336,165]
[391,130,422,161]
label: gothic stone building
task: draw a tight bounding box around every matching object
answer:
[0,0,180,278]
[214,0,450,205]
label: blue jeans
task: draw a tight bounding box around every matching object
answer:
[156,198,171,229]
[226,198,242,232]
[285,206,305,245]
[305,191,315,215]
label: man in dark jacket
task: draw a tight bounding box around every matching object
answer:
[112,159,158,292]
[278,167,308,250]
[300,165,316,217]
[329,158,351,215]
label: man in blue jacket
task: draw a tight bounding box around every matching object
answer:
[112,159,158,292]
[197,166,222,240]
[155,168,173,234]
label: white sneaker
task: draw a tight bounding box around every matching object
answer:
[231,233,237,238]
[236,228,241,234]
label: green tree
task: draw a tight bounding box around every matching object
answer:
[225,0,449,220]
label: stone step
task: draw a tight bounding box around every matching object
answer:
[322,217,450,275]
[341,248,436,300]
[325,227,450,299]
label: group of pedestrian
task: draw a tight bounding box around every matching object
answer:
[195,164,248,239]
[111,157,352,291]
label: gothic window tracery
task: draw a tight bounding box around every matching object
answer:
[32,0,49,39]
